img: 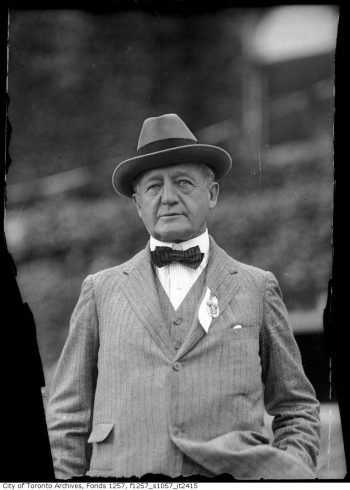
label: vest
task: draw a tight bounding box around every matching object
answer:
[154,267,213,477]
[154,266,208,350]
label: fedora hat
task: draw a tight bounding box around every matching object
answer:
[112,113,232,198]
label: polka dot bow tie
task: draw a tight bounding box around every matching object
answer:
[151,245,204,269]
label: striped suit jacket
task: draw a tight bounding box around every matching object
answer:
[46,236,320,480]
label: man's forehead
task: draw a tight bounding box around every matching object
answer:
[139,163,204,180]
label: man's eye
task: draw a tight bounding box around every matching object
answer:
[146,183,161,191]
[178,179,192,186]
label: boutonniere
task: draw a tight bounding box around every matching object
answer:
[198,287,219,333]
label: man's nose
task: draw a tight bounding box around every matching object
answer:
[160,181,178,204]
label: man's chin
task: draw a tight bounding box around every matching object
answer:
[154,225,193,243]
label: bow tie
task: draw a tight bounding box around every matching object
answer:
[151,245,204,269]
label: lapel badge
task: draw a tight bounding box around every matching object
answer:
[206,291,219,318]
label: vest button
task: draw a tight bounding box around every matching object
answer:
[174,342,181,350]
[173,317,182,325]
[173,362,182,371]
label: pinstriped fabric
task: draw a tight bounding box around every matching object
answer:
[155,268,214,477]
[46,237,320,480]
[155,269,207,346]
[45,275,99,478]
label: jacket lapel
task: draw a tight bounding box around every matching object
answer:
[206,236,240,317]
[175,236,240,360]
[120,243,175,360]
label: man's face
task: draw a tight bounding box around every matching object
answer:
[132,163,219,242]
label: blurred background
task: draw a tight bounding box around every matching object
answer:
[5,4,341,479]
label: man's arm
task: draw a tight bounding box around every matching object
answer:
[260,271,321,473]
[46,275,99,480]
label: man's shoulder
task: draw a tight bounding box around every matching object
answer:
[234,257,269,276]
[87,247,147,286]
[212,237,271,280]
[229,255,272,289]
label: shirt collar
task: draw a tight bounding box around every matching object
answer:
[150,229,209,254]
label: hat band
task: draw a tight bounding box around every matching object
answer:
[137,138,197,156]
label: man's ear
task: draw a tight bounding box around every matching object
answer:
[208,182,219,209]
[132,193,142,218]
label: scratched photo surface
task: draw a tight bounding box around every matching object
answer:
[6,5,341,478]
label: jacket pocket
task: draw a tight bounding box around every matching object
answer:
[88,423,115,473]
[88,423,114,443]
[228,325,259,340]
[225,326,262,388]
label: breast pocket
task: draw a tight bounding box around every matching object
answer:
[225,325,260,367]
[224,324,262,390]
[88,422,115,472]
[227,324,260,341]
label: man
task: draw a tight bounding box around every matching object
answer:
[46,113,320,480]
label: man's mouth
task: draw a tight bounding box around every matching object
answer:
[159,213,183,218]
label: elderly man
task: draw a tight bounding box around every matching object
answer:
[46,114,320,480]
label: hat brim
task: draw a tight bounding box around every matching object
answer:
[112,144,232,198]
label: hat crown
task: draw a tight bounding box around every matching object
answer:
[137,113,197,150]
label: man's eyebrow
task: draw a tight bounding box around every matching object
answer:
[140,168,199,184]
[171,172,195,178]
[141,172,163,181]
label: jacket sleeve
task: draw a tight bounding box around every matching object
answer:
[46,274,99,480]
[260,271,321,473]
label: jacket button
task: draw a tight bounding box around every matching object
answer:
[173,362,182,371]
[173,318,182,325]
[174,342,181,350]
[173,427,182,437]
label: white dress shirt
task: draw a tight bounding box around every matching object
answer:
[150,229,210,310]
